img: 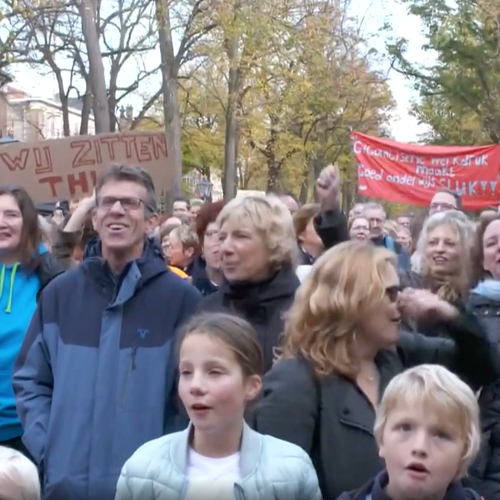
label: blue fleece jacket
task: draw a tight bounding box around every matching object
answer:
[13,239,202,500]
[0,247,46,441]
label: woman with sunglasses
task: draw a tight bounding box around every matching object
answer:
[253,241,499,500]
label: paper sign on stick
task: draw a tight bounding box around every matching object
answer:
[0,131,170,202]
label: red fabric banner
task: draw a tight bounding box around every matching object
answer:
[352,132,500,210]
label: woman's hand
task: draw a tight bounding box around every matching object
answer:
[398,288,459,323]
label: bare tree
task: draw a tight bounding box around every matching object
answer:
[154,0,216,208]
[78,0,110,132]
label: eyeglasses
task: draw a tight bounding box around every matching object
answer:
[385,285,402,303]
[97,196,148,212]
[429,203,456,212]
[204,230,219,241]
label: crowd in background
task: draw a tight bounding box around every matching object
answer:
[1,164,500,500]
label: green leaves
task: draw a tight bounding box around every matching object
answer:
[391,0,500,144]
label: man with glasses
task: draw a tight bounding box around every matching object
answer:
[429,188,462,216]
[13,165,201,500]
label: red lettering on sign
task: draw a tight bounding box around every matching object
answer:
[68,171,90,196]
[121,135,135,159]
[0,149,30,171]
[152,134,168,159]
[71,140,95,168]
[135,135,152,162]
[94,140,102,163]
[33,146,53,174]
[39,176,64,197]
[100,136,120,159]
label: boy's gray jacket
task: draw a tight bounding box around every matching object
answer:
[13,240,201,500]
[115,422,322,500]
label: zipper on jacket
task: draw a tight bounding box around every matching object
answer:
[122,347,138,406]
[234,484,245,500]
[131,347,137,370]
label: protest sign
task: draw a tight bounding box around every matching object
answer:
[0,131,170,202]
[352,132,500,210]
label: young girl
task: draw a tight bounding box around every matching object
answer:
[115,312,321,500]
[0,446,40,500]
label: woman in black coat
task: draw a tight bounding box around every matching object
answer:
[465,214,500,500]
[198,194,300,373]
[254,241,500,500]
[190,201,225,297]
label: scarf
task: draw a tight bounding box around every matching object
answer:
[473,279,500,301]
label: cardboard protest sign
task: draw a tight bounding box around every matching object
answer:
[0,131,170,202]
[352,132,500,210]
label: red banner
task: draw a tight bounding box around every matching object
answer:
[352,132,500,210]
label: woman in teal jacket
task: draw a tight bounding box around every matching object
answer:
[0,185,61,455]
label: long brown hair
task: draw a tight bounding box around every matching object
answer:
[0,185,41,268]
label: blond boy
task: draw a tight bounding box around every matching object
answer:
[0,446,40,500]
[338,365,482,500]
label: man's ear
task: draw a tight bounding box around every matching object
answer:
[185,246,195,260]
[145,213,159,235]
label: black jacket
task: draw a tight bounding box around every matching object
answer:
[198,265,300,373]
[313,208,349,251]
[254,314,500,500]
[189,257,219,297]
[466,292,500,500]
[338,470,482,500]
[36,250,64,298]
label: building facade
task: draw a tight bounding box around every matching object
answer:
[0,85,95,141]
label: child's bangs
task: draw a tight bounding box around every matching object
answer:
[399,387,468,438]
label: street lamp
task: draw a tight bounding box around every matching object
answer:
[197,177,213,201]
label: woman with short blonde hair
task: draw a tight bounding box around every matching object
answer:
[255,241,499,500]
[217,194,298,270]
[199,195,300,373]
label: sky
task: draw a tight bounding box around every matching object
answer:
[9,0,429,144]
[351,0,431,143]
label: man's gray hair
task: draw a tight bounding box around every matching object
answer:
[96,164,158,213]
[362,202,386,217]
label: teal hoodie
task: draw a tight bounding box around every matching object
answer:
[0,246,45,441]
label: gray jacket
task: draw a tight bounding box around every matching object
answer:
[115,422,321,500]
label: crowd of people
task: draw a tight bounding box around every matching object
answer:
[1,163,500,500]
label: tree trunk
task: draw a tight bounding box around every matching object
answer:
[299,154,312,204]
[155,0,182,210]
[80,88,92,135]
[108,60,120,132]
[79,0,110,133]
[46,56,71,136]
[223,33,239,201]
[266,114,279,192]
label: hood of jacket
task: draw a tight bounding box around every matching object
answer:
[220,263,299,305]
[82,236,168,293]
[0,243,63,304]
[471,279,500,302]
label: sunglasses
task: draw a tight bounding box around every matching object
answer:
[385,286,402,303]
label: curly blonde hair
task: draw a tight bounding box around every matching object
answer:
[217,195,298,270]
[282,241,396,379]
